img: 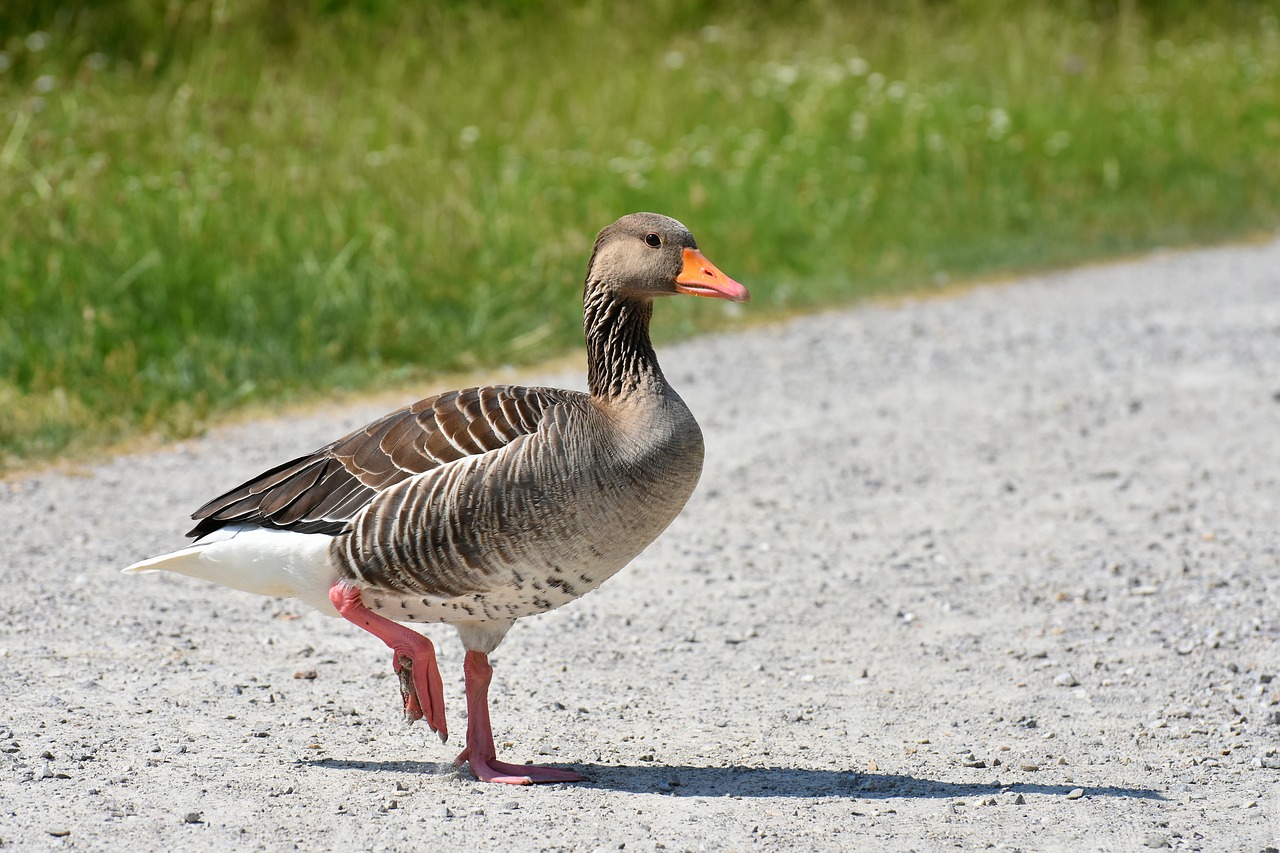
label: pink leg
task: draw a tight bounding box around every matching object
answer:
[454,650,583,785]
[328,583,447,742]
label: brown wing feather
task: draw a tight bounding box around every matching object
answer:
[187,385,579,539]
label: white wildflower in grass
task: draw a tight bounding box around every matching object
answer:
[771,63,799,86]
[846,56,869,76]
[849,111,868,140]
[458,126,480,148]
[1044,131,1071,155]
[663,50,685,69]
[887,81,907,101]
[986,107,1010,140]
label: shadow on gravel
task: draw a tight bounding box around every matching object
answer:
[305,759,1164,800]
[576,766,1166,800]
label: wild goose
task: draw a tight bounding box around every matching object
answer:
[124,212,749,784]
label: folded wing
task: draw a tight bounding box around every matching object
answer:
[187,385,580,539]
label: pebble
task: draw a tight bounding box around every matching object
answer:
[1065,788,1084,800]
[1012,793,1026,805]
[183,812,203,824]
[1143,832,1170,848]
[1053,672,1080,688]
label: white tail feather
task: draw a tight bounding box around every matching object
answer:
[123,525,340,616]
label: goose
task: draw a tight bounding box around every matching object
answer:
[124,212,750,784]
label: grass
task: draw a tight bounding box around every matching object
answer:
[3,0,1279,472]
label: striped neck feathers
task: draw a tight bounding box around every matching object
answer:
[583,286,663,400]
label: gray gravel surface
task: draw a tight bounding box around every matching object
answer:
[2,240,1279,851]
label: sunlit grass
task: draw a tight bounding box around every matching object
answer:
[3,1,1279,470]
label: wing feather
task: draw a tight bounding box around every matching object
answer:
[187,385,582,539]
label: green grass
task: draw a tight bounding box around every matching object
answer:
[3,1,1280,471]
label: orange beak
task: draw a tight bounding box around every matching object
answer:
[674,248,751,302]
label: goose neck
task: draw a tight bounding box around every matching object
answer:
[584,288,663,400]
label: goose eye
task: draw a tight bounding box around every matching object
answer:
[643,233,662,248]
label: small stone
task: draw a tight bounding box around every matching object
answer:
[1143,832,1170,848]
[1065,788,1084,800]
[293,670,318,680]
[1053,672,1080,688]
[866,758,878,772]
[1012,793,1026,805]
[1020,764,1040,772]
[503,800,520,811]
[183,812,202,824]
[47,828,71,838]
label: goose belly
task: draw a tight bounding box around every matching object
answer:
[359,556,622,624]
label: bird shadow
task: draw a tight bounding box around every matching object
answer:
[303,758,1164,801]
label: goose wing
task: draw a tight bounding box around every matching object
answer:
[187,385,580,539]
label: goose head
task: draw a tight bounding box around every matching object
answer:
[586,213,750,304]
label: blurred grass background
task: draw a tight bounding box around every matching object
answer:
[2,0,1279,471]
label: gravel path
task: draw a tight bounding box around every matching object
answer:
[2,240,1278,852]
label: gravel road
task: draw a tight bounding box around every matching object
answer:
[2,239,1278,852]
